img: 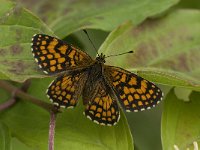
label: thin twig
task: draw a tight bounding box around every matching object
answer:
[0,80,55,112]
[49,110,57,150]
[0,97,16,111]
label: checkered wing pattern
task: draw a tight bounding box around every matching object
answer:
[105,66,163,112]
[31,34,93,74]
[84,81,120,126]
[46,72,88,108]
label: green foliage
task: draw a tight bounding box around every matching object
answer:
[0,122,11,150]
[162,89,200,150]
[0,0,199,150]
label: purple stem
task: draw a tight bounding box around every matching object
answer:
[49,110,57,150]
[0,98,16,111]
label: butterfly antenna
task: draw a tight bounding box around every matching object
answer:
[105,50,134,58]
[83,30,99,56]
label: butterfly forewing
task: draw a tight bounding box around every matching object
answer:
[83,81,120,126]
[104,66,163,112]
[47,72,88,108]
[31,34,93,74]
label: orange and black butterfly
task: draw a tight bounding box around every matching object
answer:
[31,34,163,126]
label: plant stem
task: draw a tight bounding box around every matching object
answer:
[49,110,57,150]
[0,80,54,112]
[0,97,16,111]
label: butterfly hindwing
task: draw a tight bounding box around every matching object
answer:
[105,66,163,112]
[46,72,88,108]
[83,81,120,126]
[31,34,93,74]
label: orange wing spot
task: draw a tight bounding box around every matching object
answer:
[42,50,47,54]
[43,63,47,67]
[50,60,56,65]
[136,89,143,94]
[149,89,154,94]
[107,111,111,117]
[57,64,62,70]
[111,107,115,114]
[128,95,133,102]
[94,97,100,104]
[50,66,56,72]
[54,53,61,58]
[40,46,45,50]
[107,118,112,122]
[63,100,68,103]
[102,117,106,121]
[130,88,136,93]
[56,80,61,86]
[51,91,55,94]
[153,95,156,99]
[68,50,76,58]
[138,101,143,106]
[141,95,146,100]
[124,86,130,94]
[56,90,61,95]
[99,100,103,106]
[41,41,47,45]
[102,111,106,117]
[113,81,119,87]
[71,61,75,66]
[120,94,126,99]
[103,102,107,110]
[90,105,96,111]
[121,74,126,82]
[145,101,149,105]
[112,115,116,119]
[95,113,101,118]
[123,100,129,106]
[146,94,151,99]
[141,80,147,88]
[51,85,55,89]
[49,49,56,53]
[70,99,76,105]
[70,87,75,92]
[47,54,53,59]
[112,71,118,77]
[132,103,136,108]
[66,94,71,100]
[58,96,62,101]
[61,91,66,96]
[129,77,137,85]
[97,108,102,113]
[58,45,67,54]
[134,94,140,99]
[79,55,83,60]
[58,58,65,63]
[50,39,58,46]
[141,86,146,93]
[40,56,45,61]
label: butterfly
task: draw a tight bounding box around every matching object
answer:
[31,34,163,126]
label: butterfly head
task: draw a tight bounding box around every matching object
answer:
[96,53,106,64]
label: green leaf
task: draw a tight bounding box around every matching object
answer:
[0,122,11,150]
[50,0,180,38]
[0,78,133,150]
[0,0,54,82]
[19,0,179,38]
[161,89,200,150]
[99,9,200,91]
